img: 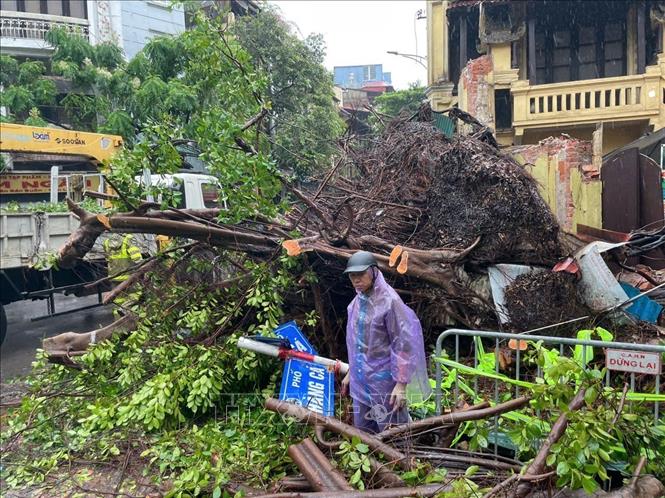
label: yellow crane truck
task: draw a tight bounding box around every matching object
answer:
[0,123,222,344]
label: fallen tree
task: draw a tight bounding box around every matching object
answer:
[5,66,664,497]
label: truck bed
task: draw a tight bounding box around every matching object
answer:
[0,212,106,269]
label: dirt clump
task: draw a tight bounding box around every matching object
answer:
[504,271,590,333]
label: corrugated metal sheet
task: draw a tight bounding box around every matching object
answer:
[433,113,455,137]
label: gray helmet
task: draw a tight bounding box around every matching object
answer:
[344,251,378,274]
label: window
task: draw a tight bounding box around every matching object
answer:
[363,65,377,82]
[2,0,85,16]
[494,90,512,130]
[0,0,19,11]
[23,0,41,13]
[46,0,62,15]
[201,182,224,209]
[68,0,86,18]
[447,6,481,94]
[530,1,628,84]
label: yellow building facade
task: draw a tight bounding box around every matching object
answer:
[426,0,665,233]
[427,0,665,152]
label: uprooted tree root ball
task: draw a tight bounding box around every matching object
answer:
[504,271,590,333]
[313,119,563,264]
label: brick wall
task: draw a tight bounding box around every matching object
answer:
[510,136,600,232]
[458,55,494,129]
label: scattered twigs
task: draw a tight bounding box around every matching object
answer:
[435,401,490,448]
[264,398,414,471]
[367,456,405,489]
[251,483,452,498]
[241,108,269,132]
[315,425,343,450]
[611,382,630,425]
[630,456,648,487]
[272,476,312,493]
[482,470,556,498]
[102,258,160,305]
[410,450,521,472]
[353,235,480,263]
[513,388,587,498]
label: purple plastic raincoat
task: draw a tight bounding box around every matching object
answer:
[346,269,431,408]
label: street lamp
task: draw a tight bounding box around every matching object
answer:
[387,50,427,69]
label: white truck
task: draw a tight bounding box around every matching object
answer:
[0,124,222,344]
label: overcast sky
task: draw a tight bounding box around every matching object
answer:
[270,1,427,90]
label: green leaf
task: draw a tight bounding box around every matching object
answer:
[213,487,222,498]
[556,461,570,476]
[584,387,598,406]
[355,443,369,454]
[465,465,479,477]
[582,476,598,494]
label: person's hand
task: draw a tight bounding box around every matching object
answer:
[389,383,407,409]
[341,371,351,397]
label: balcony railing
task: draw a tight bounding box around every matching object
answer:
[0,10,89,42]
[511,64,664,132]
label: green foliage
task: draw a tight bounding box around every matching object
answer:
[399,463,448,486]
[1,249,309,495]
[373,83,426,118]
[336,436,372,490]
[3,6,341,185]
[0,9,343,496]
[99,109,135,137]
[0,54,19,86]
[434,336,665,493]
[232,7,344,178]
[370,83,425,133]
[0,58,55,118]
[24,107,49,127]
[17,60,47,85]
[0,83,36,115]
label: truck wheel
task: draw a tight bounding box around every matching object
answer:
[0,303,6,346]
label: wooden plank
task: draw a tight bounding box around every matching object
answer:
[577,224,630,243]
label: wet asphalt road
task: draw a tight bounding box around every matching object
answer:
[0,294,115,382]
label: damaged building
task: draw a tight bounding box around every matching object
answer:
[426,0,665,239]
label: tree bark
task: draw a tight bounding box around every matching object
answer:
[265,398,415,471]
[43,314,136,355]
[378,396,531,441]
[514,388,587,498]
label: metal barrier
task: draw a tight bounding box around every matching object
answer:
[434,329,665,441]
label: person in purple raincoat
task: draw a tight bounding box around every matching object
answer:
[341,251,431,433]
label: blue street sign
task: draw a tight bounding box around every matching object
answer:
[274,322,334,416]
[279,359,334,416]
[274,321,317,354]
